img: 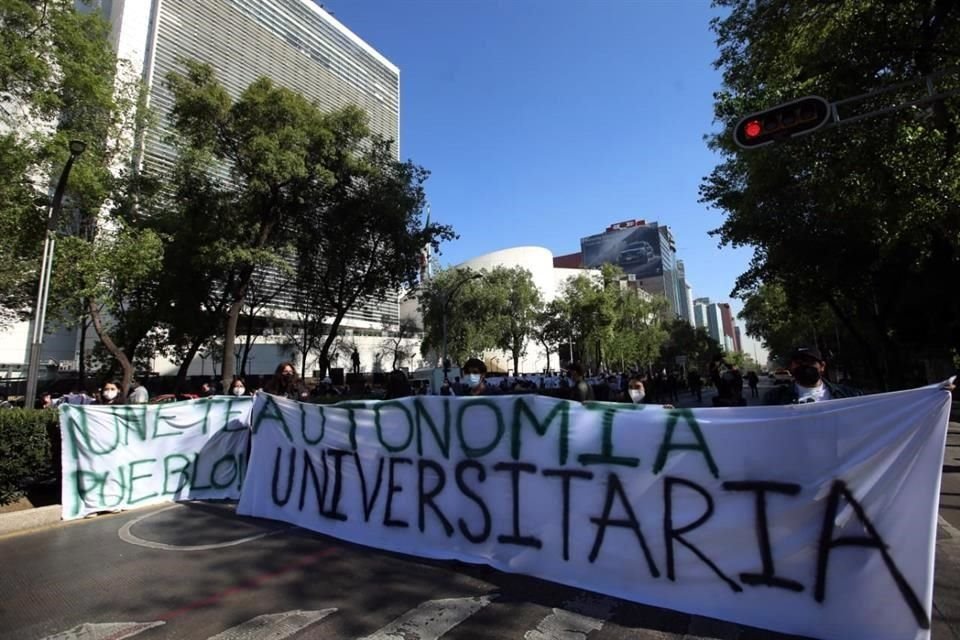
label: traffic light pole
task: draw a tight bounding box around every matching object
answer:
[829,67,960,128]
[734,68,960,148]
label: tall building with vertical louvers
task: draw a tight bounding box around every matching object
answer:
[102,0,401,327]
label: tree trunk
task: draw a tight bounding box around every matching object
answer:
[239,310,257,377]
[88,300,134,396]
[221,295,244,392]
[78,307,89,391]
[300,326,310,378]
[175,337,205,394]
[317,315,346,379]
[221,214,276,391]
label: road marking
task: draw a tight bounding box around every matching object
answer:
[118,505,289,551]
[40,621,164,640]
[525,594,617,640]
[359,595,495,640]
[207,609,337,640]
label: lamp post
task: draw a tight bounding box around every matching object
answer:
[441,272,482,381]
[23,140,86,409]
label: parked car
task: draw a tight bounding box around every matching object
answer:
[772,369,793,385]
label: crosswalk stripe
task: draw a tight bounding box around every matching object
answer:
[207,609,337,640]
[40,621,165,640]
[359,595,495,640]
[525,594,617,640]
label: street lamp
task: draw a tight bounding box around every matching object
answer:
[23,140,86,409]
[441,272,482,381]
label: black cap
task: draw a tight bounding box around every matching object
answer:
[791,346,823,362]
[566,362,585,376]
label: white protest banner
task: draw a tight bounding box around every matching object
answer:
[238,386,951,640]
[60,397,252,520]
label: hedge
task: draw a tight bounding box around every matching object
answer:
[0,409,59,506]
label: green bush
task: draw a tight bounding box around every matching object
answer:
[0,409,59,506]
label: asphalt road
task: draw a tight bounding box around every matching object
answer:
[1,380,958,640]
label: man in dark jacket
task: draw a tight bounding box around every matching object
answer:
[763,346,861,405]
[566,362,594,403]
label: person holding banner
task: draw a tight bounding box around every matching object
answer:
[763,346,862,405]
[230,378,249,397]
[98,381,123,405]
[461,357,500,396]
[265,362,309,401]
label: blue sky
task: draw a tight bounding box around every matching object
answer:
[324,0,766,359]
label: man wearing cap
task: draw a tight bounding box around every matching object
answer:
[763,346,861,405]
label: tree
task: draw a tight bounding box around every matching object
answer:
[483,266,542,374]
[380,316,420,371]
[291,135,455,378]
[533,300,570,372]
[419,268,495,366]
[166,62,353,391]
[702,0,960,389]
[0,1,165,394]
[166,62,454,391]
[660,318,721,375]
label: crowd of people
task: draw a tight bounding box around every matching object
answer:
[20,345,952,410]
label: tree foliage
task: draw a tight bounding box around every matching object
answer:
[0,0,160,393]
[166,61,453,389]
[702,0,960,388]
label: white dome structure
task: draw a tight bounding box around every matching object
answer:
[451,246,599,373]
[457,246,574,302]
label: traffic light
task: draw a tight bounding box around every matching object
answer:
[733,96,832,149]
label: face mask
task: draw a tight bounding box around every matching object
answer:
[628,389,645,403]
[102,389,118,401]
[793,364,821,387]
[282,371,293,379]
[465,373,481,388]
[232,387,245,396]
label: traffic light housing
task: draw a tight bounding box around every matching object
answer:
[733,96,832,149]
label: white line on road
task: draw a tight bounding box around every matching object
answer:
[40,621,164,640]
[207,609,337,640]
[118,505,289,551]
[359,595,495,640]
[525,594,618,640]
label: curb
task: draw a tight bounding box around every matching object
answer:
[0,505,62,536]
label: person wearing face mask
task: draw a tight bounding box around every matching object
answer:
[763,346,861,405]
[461,357,497,396]
[265,362,309,400]
[230,378,249,397]
[99,381,123,405]
[626,376,646,404]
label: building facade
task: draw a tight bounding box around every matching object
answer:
[2,0,405,386]
[578,219,683,319]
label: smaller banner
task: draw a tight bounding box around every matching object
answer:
[60,397,252,520]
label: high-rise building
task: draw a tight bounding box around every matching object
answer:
[2,1,404,380]
[717,303,743,353]
[693,297,710,331]
[579,219,683,318]
[104,0,401,327]
[676,260,692,324]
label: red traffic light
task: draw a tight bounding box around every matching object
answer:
[733,96,832,149]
